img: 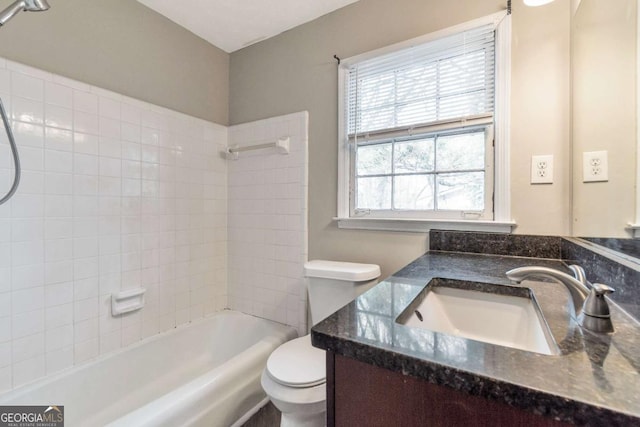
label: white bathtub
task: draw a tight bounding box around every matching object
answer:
[0,310,297,426]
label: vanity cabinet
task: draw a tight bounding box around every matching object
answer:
[326,351,570,427]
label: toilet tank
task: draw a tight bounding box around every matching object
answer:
[304,260,381,326]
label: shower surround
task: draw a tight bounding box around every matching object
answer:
[227,112,309,335]
[0,58,229,391]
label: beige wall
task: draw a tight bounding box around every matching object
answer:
[0,0,229,124]
[230,0,572,278]
[511,0,571,236]
[571,0,637,237]
[0,0,574,277]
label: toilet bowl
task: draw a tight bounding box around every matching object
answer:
[261,335,326,427]
[261,260,381,426]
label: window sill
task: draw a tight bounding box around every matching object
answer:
[334,217,516,233]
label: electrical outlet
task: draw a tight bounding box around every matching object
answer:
[531,155,554,184]
[583,151,608,182]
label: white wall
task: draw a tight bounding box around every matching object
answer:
[0,58,228,392]
[227,112,309,334]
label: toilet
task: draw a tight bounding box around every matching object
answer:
[261,260,381,427]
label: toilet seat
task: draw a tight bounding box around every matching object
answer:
[261,369,326,410]
[266,334,326,388]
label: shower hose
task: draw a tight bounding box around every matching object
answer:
[0,97,20,205]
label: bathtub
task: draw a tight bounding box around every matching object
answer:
[0,310,297,426]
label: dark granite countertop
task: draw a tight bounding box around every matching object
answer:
[311,251,640,426]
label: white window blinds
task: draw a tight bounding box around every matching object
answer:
[345,24,496,140]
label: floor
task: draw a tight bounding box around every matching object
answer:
[242,402,281,427]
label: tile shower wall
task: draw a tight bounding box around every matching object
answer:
[0,58,228,391]
[227,112,308,334]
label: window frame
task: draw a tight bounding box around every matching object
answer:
[351,123,494,220]
[336,11,514,233]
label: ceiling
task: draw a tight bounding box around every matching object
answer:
[136,0,360,53]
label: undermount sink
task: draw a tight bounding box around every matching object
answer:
[397,279,560,356]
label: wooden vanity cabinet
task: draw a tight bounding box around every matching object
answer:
[326,351,570,427]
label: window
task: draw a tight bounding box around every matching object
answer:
[337,12,513,232]
[354,127,493,218]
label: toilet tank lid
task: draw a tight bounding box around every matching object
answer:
[304,260,381,282]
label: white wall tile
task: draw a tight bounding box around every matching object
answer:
[73,153,99,176]
[0,244,9,270]
[73,111,99,135]
[7,61,51,81]
[0,317,10,342]
[228,112,308,334]
[121,123,140,143]
[12,194,44,217]
[46,325,73,352]
[0,341,10,368]
[12,310,44,339]
[12,218,44,242]
[73,90,98,115]
[12,287,44,314]
[45,128,73,155]
[45,82,73,109]
[121,103,141,125]
[122,142,141,161]
[45,150,73,173]
[73,132,99,155]
[74,317,98,343]
[74,338,99,364]
[12,96,44,125]
[12,265,44,290]
[44,172,72,196]
[45,282,73,307]
[100,118,120,139]
[45,304,72,329]
[12,333,44,361]
[74,277,99,301]
[45,106,73,131]
[0,57,228,393]
[44,195,72,217]
[17,171,44,195]
[17,146,44,171]
[99,97,121,120]
[99,157,121,177]
[0,293,9,318]
[13,123,44,148]
[44,219,73,240]
[46,346,73,375]
[45,239,72,263]
[73,196,99,216]
[99,137,121,158]
[0,68,10,94]
[12,240,44,267]
[12,72,44,102]
[44,260,73,285]
[0,220,10,243]
[99,330,121,355]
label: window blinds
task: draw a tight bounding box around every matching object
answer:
[346,24,496,140]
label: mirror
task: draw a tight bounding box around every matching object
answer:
[571,0,639,258]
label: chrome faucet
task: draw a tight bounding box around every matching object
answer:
[506,265,615,333]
